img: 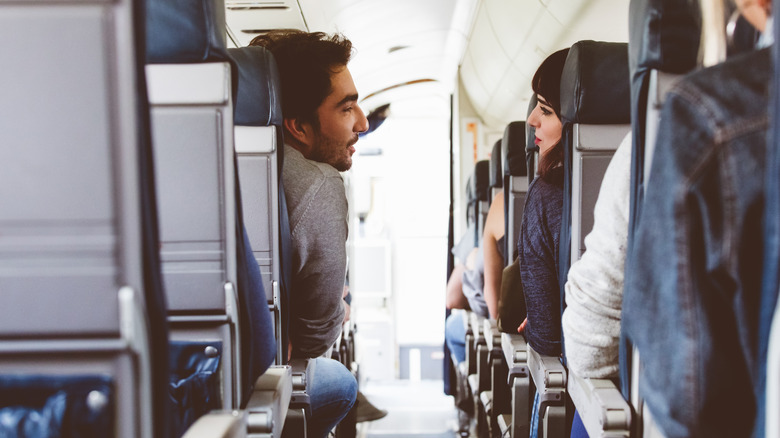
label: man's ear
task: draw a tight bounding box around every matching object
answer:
[283,118,311,148]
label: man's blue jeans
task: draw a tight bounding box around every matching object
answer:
[445,312,466,364]
[308,357,357,438]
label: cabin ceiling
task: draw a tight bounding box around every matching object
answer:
[225,0,629,129]
[461,0,630,130]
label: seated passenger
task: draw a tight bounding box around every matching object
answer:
[445,191,506,363]
[517,48,569,438]
[623,1,773,436]
[249,30,366,438]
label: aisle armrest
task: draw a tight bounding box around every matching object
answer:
[501,332,530,437]
[246,366,292,437]
[288,358,314,412]
[527,345,567,437]
[567,371,631,438]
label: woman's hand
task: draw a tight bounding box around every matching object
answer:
[517,317,527,333]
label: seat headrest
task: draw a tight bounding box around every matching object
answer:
[472,160,490,202]
[490,140,503,188]
[146,0,229,64]
[560,41,631,125]
[526,95,538,154]
[502,121,527,177]
[629,0,701,77]
[229,47,283,127]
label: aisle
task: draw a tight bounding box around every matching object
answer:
[357,379,459,438]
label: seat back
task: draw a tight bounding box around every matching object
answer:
[472,160,491,244]
[146,0,241,413]
[623,0,701,419]
[230,47,288,367]
[489,140,503,203]
[525,95,539,186]
[764,5,780,436]
[0,0,168,436]
[501,121,528,266]
[560,40,631,274]
[627,0,700,233]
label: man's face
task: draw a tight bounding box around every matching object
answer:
[306,66,369,171]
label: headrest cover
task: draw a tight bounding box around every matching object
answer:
[526,95,538,154]
[629,0,701,77]
[490,140,503,188]
[502,121,527,177]
[229,47,283,127]
[471,160,490,202]
[146,0,229,64]
[560,41,631,125]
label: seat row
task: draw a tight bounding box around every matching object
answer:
[449,0,780,437]
[0,0,358,437]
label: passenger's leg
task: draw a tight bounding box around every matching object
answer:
[530,391,540,438]
[445,312,466,364]
[569,410,589,438]
[307,357,358,438]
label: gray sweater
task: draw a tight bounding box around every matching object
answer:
[282,144,347,359]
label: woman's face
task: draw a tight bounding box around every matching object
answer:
[527,94,562,156]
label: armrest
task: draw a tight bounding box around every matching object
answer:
[245,365,292,437]
[527,345,566,391]
[527,345,567,436]
[469,312,486,343]
[567,372,631,437]
[501,332,528,378]
[483,319,502,354]
[182,411,247,438]
[288,358,314,414]
[501,333,530,437]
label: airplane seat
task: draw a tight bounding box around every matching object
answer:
[230,46,291,372]
[764,10,780,435]
[501,121,528,268]
[473,160,491,245]
[525,95,539,186]
[230,46,311,436]
[489,139,503,204]
[145,0,247,428]
[0,0,172,435]
[624,0,700,435]
[528,39,631,438]
[496,120,532,438]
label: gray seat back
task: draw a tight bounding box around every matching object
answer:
[146,0,240,409]
[489,139,503,203]
[230,46,286,365]
[0,0,162,436]
[501,121,528,265]
[560,41,631,266]
[473,160,490,245]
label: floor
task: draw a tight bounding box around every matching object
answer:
[356,379,459,438]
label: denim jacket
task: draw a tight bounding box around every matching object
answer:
[623,48,770,438]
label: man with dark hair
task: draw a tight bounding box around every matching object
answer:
[250,29,367,438]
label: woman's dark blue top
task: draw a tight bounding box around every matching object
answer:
[519,166,564,356]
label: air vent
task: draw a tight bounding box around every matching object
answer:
[388,45,409,54]
[226,1,289,10]
[241,29,275,35]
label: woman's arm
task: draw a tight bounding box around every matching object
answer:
[483,192,505,319]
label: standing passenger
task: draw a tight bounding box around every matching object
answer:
[249,30,367,438]
[518,48,569,438]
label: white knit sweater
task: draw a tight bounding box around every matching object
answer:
[562,134,632,378]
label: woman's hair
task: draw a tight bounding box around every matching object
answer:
[531,48,569,180]
[250,30,353,126]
